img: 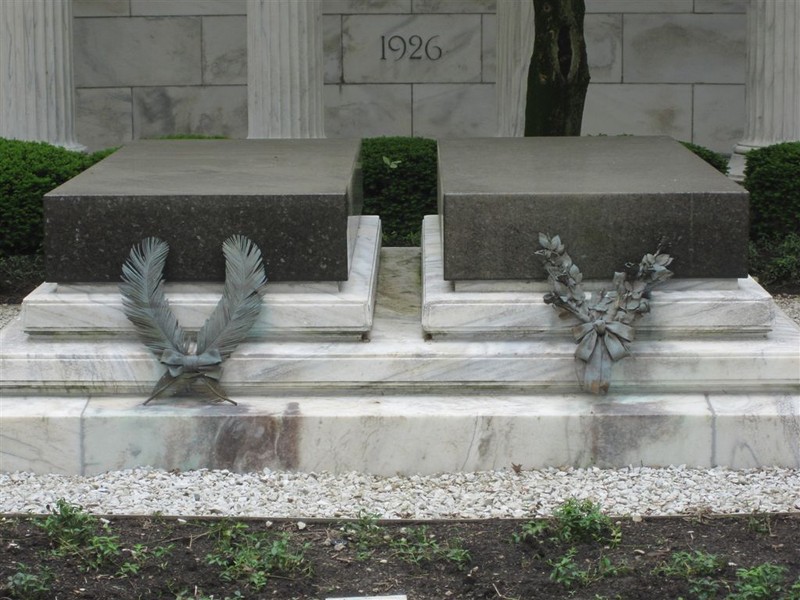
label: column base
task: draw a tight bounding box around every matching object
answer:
[728,143,758,183]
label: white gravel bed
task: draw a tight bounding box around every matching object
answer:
[0,303,20,329]
[1,466,799,519]
[774,293,800,324]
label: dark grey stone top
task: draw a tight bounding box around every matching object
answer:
[438,136,749,280]
[51,139,360,197]
[44,139,362,283]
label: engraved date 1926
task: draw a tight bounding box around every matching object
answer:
[380,34,442,60]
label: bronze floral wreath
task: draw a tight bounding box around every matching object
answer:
[536,234,674,394]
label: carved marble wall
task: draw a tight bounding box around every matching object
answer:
[70,0,747,152]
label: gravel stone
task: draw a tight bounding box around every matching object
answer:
[0,466,798,519]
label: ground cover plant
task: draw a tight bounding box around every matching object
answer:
[2,499,799,599]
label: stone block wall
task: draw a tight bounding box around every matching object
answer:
[72,0,746,152]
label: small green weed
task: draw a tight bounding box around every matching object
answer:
[340,510,385,559]
[81,534,121,571]
[513,499,620,548]
[512,519,549,544]
[654,550,725,600]
[548,547,588,588]
[655,550,725,579]
[746,514,773,536]
[389,526,471,569]
[36,499,97,549]
[34,499,121,571]
[552,498,621,546]
[390,525,442,565]
[205,521,311,589]
[728,562,788,599]
[596,555,628,579]
[3,563,53,599]
[687,576,722,600]
[115,542,174,576]
[786,578,800,600]
[442,539,473,570]
[547,548,628,589]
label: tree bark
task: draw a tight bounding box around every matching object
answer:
[524,0,590,136]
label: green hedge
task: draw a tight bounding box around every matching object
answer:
[748,233,800,289]
[744,141,800,242]
[744,142,800,291]
[0,138,113,257]
[680,141,729,174]
[361,136,438,246]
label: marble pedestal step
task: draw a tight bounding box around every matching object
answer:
[2,393,797,475]
[22,216,380,339]
[2,311,799,396]
[1,248,798,475]
[421,216,775,337]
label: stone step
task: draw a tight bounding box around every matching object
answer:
[3,248,797,397]
[2,393,797,475]
[2,313,798,396]
[2,250,798,475]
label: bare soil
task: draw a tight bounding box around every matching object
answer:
[2,512,799,600]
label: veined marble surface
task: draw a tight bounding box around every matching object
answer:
[342,14,482,84]
[2,393,798,475]
[4,241,800,394]
[2,246,799,397]
[421,216,775,336]
[22,217,380,338]
[1,246,798,475]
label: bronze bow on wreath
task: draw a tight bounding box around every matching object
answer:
[119,236,267,405]
[573,320,634,363]
[537,234,673,394]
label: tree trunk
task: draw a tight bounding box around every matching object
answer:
[524,0,590,136]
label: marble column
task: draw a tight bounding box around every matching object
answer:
[495,0,535,137]
[729,0,800,180]
[247,0,325,139]
[0,0,83,150]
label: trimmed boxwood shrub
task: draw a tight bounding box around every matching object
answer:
[361,136,437,246]
[680,141,729,174]
[748,233,800,290]
[0,138,114,257]
[744,142,800,291]
[744,141,800,242]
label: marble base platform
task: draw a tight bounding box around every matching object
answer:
[21,216,381,339]
[2,393,797,476]
[2,248,798,475]
[421,216,775,337]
